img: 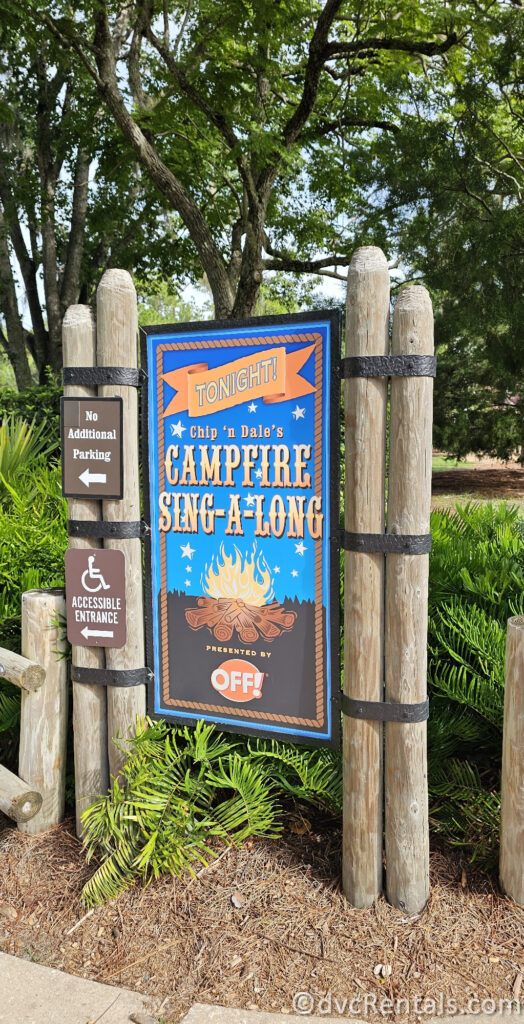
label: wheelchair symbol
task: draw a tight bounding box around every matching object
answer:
[81,555,111,593]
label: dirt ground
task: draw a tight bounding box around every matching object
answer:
[431,459,524,507]
[0,820,523,1023]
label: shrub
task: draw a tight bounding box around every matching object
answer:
[0,416,57,498]
[426,502,524,863]
[0,463,67,765]
[0,379,62,452]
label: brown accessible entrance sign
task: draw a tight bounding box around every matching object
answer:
[61,397,123,499]
[65,549,127,648]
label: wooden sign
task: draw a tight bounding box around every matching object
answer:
[142,312,340,746]
[61,397,123,498]
[65,549,127,648]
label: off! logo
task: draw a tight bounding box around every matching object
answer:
[210,659,264,702]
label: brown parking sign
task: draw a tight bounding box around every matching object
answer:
[65,549,127,648]
[61,397,123,499]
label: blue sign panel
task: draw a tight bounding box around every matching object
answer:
[142,312,340,746]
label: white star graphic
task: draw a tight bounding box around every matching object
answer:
[185,579,191,587]
[248,401,258,413]
[292,405,305,420]
[291,569,299,578]
[255,468,263,479]
[180,542,195,559]
[244,493,256,507]
[186,565,192,572]
[295,541,307,556]
[273,566,280,574]
[171,419,186,437]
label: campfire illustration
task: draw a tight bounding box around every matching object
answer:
[185,545,296,643]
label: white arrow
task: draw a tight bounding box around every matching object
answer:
[80,627,114,639]
[79,468,107,488]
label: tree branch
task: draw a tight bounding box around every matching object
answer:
[281,0,345,149]
[307,115,399,138]
[90,4,234,317]
[323,32,459,61]
[263,245,350,276]
[145,23,258,208]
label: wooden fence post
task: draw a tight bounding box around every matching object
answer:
[500,615,524,904]
[384,285,433,913]
[63,305,109,835]
[343,246,390,907]
[97,270,146,776]
[18,589,68,834]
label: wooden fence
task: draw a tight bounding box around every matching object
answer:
[0,589,67,831]
[343,248,433,913]
[63,272,146,836]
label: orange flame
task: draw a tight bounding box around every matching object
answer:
[203,545,274,607]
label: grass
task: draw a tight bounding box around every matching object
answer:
[432,455,475,470]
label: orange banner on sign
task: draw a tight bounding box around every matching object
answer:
[162,345,316,417]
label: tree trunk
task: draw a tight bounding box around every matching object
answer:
[0,217,34,389]
[60,150,90,312]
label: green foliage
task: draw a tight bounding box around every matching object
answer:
[357,3,524,459]
[0,382,62,452]
[426,502,524,864]
[247,739,342,814]
[0,416,57,497]
[81,720,282,906]
[0,460,67,764]
[429,760,501,865]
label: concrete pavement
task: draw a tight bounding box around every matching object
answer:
[0,954,520,1024]
[0,951,159,1024]
[181,1007,521,1024]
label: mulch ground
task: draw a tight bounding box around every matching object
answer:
[0,819,523,1023]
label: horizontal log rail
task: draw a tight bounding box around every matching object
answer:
[0,648,45,691]
[0,764,42,822]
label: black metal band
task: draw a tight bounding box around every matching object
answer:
[341,531,432,554]
[72,666,149,688]
[63,367,146,387]
[341,355,436,379]
[342,693,429,723]
[68,519,150,539]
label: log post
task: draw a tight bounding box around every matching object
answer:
[384,285,433,913]
[343,246,390,907]
[0,765,42,822]
[18,589,68,834]
[63,305,109,835]
[500,615,524,904]
[0,649,45,691]
[97,270,146,776]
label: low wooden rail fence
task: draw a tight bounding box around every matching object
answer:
[0,589,68,832]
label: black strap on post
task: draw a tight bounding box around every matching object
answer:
[341,531,432,554]
[341,355,436,379]
[72,666,150,688]
[342,693,429,723]
[68,519,150,539]
[62,367,146,387]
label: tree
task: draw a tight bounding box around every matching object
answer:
[353,2,523,459]
[29,0,473,323]
[0,13,185,385]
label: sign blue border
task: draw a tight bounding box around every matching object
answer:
[141,311,340,748]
